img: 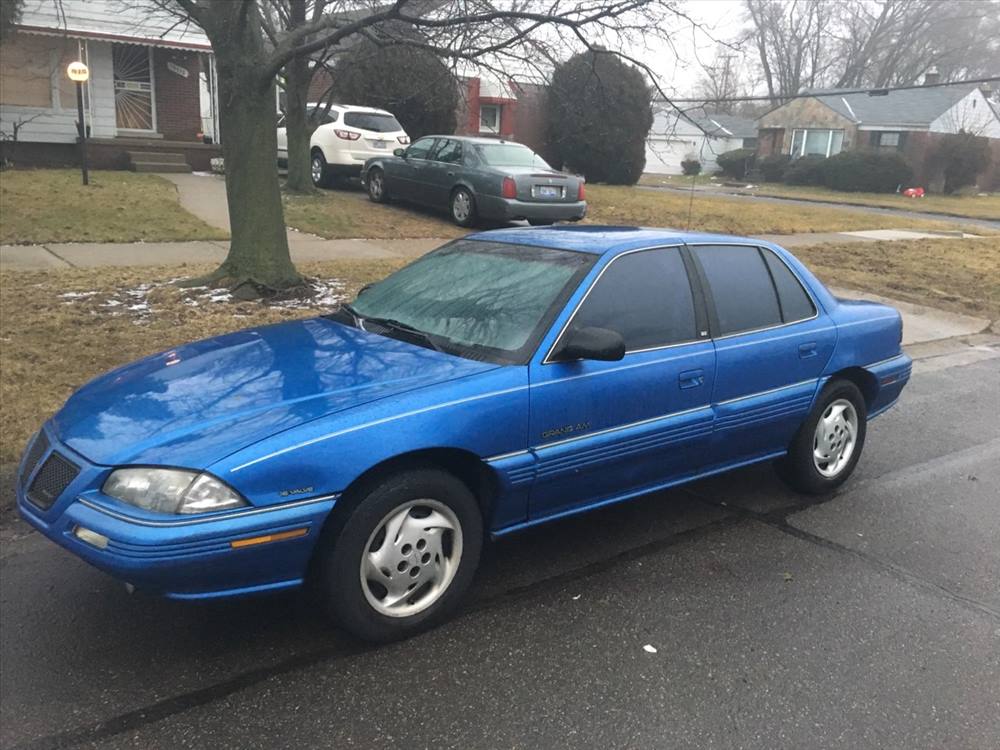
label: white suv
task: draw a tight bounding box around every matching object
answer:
[277,104,410,188]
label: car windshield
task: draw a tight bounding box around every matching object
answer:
[341,239,594,363]
[477,144,551,168]
[343,112,403,132]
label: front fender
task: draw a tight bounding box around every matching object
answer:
[209,366,530,522]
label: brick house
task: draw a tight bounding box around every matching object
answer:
[453,75,551,160]
[0,0,220,171]
[756,81,1000,189]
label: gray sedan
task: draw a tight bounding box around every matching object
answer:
[361,136,587,227]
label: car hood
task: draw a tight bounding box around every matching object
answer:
[51,317,497,467]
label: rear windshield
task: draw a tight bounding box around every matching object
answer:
[476,144,551,168]
[343,112,403,132]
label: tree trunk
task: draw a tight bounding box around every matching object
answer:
[283,57,318,194]
[209,56,302,295]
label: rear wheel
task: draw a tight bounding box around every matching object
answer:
[367,167,389,203]
[777,379,867,494]
[528,219,555,226]
[311,149,333,188]
[450,187,477,227]
[319,468,483,642]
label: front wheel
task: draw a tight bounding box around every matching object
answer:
[777,379,867,495]
[450,187,478,227]
[319,468,483,642]
[367,167,389,203]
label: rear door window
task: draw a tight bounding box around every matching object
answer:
[567,247,697,352]
[691,245,782,335]
[761,249,816,323]
[434,139,463,164]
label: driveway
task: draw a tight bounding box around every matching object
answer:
[2,334,998,750]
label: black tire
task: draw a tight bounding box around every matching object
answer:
[319,468,483,642]
[776,379,868,495]
[367,167,389,203]
[450,186,478,227]
[528,219,555,226]
[311,149,333,188]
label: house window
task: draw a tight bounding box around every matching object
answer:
[790,128,844,158]
[479,104,500,134]
[872,131,902,151]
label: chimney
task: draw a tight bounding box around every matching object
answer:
[923,66,940,86]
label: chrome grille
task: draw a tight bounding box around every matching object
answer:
[27,452,80,510]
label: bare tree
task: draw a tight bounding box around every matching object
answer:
[832,0,1000,88]
[147,0,683,297]
[744,0,834,103]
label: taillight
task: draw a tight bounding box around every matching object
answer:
[334,129,361,141]
[577,181,586,201]
[397,135,410,145]
[502,176,517,199]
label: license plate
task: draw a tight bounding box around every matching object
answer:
[371,141,387,149]
[533,185,562,199]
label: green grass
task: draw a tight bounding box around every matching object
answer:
[0,169,229,244]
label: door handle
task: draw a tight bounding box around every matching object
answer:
[798,342,818,359]
[679,369,704,389]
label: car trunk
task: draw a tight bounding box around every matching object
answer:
[507,167,581,203]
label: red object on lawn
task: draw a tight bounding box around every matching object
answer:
[902,187,925,198]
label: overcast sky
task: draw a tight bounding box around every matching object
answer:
[636,0,749,97]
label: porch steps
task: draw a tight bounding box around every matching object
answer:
[127,151,191,173]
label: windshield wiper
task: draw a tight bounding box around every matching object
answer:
[364,316,445,353]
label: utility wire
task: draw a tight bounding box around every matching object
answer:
[663,76,1000,104]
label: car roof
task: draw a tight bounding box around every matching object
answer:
[466,226,772,256]
[417,135,531,147]
[306,102,394,116]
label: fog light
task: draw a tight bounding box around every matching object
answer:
[74,526,109,549]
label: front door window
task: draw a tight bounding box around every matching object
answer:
[113,44,154,131]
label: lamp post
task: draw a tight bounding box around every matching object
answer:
[67,61,90,185]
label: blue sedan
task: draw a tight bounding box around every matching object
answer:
[17,228,911,641]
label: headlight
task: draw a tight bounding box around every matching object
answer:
[102,468,247,515]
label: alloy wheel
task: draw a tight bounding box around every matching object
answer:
[369,171,383,200]
[360,499,463,618]
[452,191,471,222]
[311,156,323,185]
[813,398,858,478]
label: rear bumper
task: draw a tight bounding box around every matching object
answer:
[478,195,587,222]
[865,352,913,419]
[16,431,336,599]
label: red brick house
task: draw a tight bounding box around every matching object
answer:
[756,81,1000,190]
[453,75,550,159]
[0,0,220,171]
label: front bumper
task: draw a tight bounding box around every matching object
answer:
[478,195,587,222]
[16,430,337,599]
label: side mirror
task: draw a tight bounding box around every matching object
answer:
[552,326,625,362]
[393,148,406,157]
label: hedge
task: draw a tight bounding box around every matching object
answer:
[716,148,755,180]
[822,151,913,193]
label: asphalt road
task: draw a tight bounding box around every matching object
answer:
[2,339,998,750]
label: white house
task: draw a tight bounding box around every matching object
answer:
[0,0,220,170]
[645,105,758,174]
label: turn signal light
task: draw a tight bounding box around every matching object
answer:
[334,129,361,141]
[577,181,586,201]
[502,176,517,199]
[230,528,309,549]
